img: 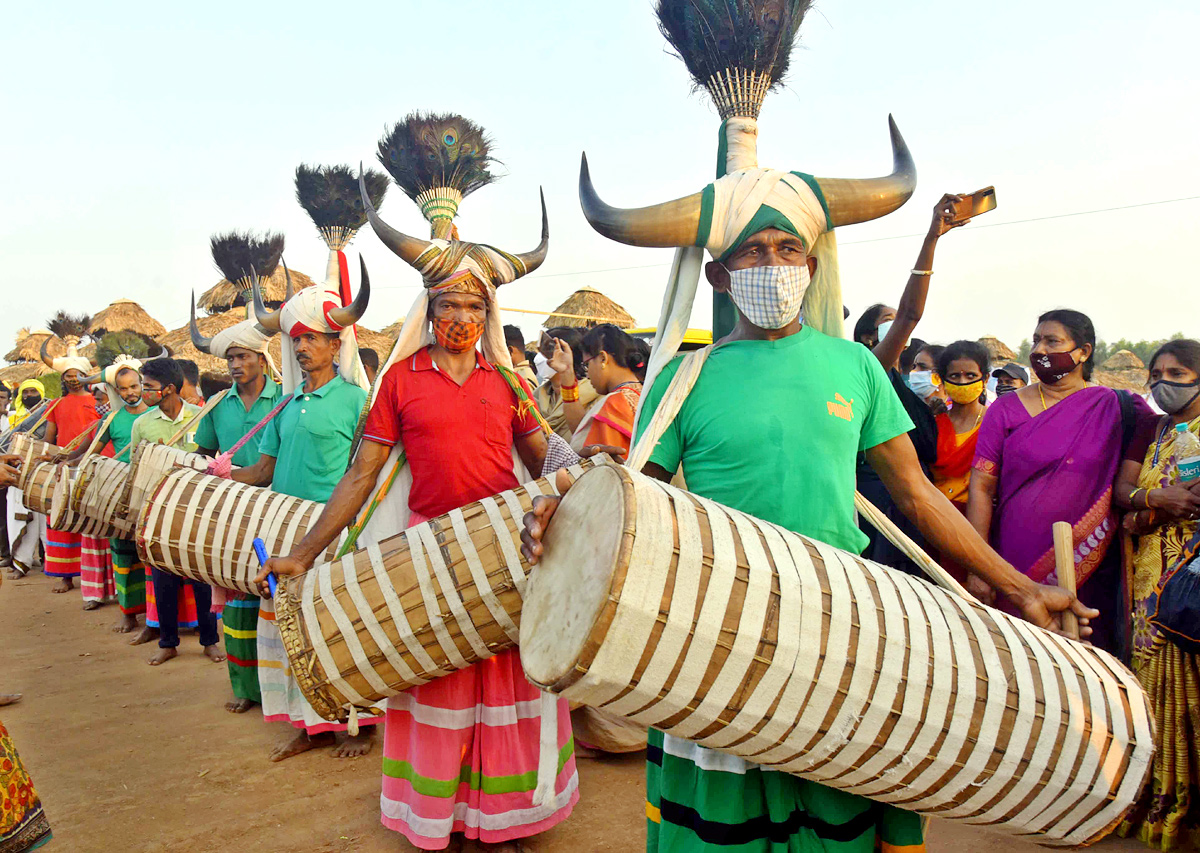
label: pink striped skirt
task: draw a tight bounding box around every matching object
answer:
[380,649,579,849]
[79,535,115,602]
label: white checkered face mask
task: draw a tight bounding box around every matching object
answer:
[727,265,811,330]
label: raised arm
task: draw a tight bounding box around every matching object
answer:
[872,194,964,371]
[255,440,391,591]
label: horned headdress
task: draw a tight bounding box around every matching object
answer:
[361,112,548,373]
[78,349,170,409]
[39,335,92,377]
[189,290,281,381]
[582,0,917,394]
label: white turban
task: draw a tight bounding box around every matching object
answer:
[275,256,369,394]
[210,320,272,358]
[100,354,143,408]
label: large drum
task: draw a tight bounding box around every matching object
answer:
[136,469,344,595]
[72,457,134,539]
[8,434,56,491]
[21,462,58,516]
[119,442,208,525]
[519,465,1154,847]
[47,465,83,532]
[275,462,594,722]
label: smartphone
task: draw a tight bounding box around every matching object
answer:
[951,186,997,223]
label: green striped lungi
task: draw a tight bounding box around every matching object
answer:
[109,537,146,615]
[646,729,925,852]
[223,593,261,703]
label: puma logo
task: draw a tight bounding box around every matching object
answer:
[827,393,854,422]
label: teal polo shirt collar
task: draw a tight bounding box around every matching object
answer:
[222,376,279,409]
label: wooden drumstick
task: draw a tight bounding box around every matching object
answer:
[1053,521,1079,640]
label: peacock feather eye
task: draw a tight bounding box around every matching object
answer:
[443,131,457,147]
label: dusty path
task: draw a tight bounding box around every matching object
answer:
[1,570,1147,852]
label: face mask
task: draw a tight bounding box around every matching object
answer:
[909,370,937,398]
[21,395,40,409]
[944,378,985,405]
[877,320,894,342]
[433,317,485,354]
[986,375,999,398]
[727,265,810,330]
[1151,379,1200,415]
[995,382,1017,397]
[1030,349,1080,384]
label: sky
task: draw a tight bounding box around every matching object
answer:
[2,0,1197,358]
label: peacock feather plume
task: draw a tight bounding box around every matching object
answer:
[296,164,388,251]
[656,0,812,119]
[210,231,285,291]
[376,112,497,238]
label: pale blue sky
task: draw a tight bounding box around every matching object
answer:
[2,1,1197,356]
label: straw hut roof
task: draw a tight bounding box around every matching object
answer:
[355,327,393,358]
[978,336,1016,361]
[0,362,51,384]
[1102,349,1145,371]
[380,320,403,339]
[6,327,62,364]
[88,298,167,338]
[1093,369,1149,393]
[544,288,635,329]
[197,266,319,314]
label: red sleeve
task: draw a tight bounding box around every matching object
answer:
[510,372,542,437]
[362,362,404,447]
[46,399,61,425]
[1124,395,1160,463]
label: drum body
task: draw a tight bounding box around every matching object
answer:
[48,465,84,532]
[72,457,134,539]
[21,462,58,515]
[119,442,208,525]
[519,465,1154,847]
[9,434,56,491]
[136,469,342,596]
[275,462,593,722]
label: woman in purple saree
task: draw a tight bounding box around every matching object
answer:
[968,310,1155,657]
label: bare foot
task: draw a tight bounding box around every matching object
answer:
[147,647,178,666]
[332,729,375,759]
[112,613,138,633]
[225,697,258,714]
[128,627,159,646]
[83,600,103,611]
[52,577,74,593]
[269,731,335,762]
[203,644,227,663]
[0,693,22,707]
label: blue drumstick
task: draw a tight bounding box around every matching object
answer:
[252,537,277,597]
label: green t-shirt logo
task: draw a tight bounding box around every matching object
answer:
[827,393,854,422]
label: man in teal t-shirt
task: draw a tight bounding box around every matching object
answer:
[525,224,1097,853]
[194,335,282,714]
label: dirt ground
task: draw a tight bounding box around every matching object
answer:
[1,570,1150,853]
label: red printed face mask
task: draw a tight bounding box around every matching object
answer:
[433,317,485,353]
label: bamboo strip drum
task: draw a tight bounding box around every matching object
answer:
[72,457,134,539]
[48,465,84,532]
[7,434,56,491]
[275,462,594,722]
[136,469,344,595]
[21,462,58,516]
[118,442,209,525]
[519,465,1155,847]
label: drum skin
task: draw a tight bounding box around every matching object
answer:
[519,464,1155,847]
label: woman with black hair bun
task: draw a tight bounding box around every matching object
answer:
[571,324,650,455]
[930,340,990,511]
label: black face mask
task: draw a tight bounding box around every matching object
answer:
[21,395,40,409]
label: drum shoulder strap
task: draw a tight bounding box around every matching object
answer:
[627,345,713,472]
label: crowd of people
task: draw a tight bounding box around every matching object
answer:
[0,203,1195,853]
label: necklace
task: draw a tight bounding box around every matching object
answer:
[1039,384,1048,411]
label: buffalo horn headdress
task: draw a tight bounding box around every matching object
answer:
[79,349,168,408]
[39,335,92,377]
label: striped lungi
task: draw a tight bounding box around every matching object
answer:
[146,572,198,629]
[109,537,146,615]
[223,593,261,704]
[79,535,115,602]
[42,528,80,579]
[380,648,579,849]
[646,730,926,852]
[257,599,378,735]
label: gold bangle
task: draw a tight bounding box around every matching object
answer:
[910,269,934,276]
[561,385,579,403]
[1129,487,1143,507]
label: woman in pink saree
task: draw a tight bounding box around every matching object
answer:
[967,309,1155,657]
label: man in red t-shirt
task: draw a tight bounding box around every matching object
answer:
[44,361,99,594]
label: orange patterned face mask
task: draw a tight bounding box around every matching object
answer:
[433,317,485,353]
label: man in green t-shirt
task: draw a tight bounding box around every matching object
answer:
[524,221,1100,852]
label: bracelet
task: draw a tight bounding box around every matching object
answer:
[561,384,579,403]
[910,269,934,276]
[1129,487,1144,508]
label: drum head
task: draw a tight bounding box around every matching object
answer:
[520,464,629,691]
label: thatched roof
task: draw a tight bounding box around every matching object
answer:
[1102,349,1145,371]
[6,328,61,364]
[89,299,167,337]
[197,266,319,314]
[0,362,50,384]
[157,309,394,375]
[1094,368,1149,393]
[544,288,635,329]
[978,336,1016,361]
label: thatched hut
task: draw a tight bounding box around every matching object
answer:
[0,362,50,384]
[978,336,1016,362]
[5,328,64,364]
[197,266,319,314]
[1102,349,1145,371]
[89,298,167,338]
[544,288,635,329]
[1094,370,1149,392]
